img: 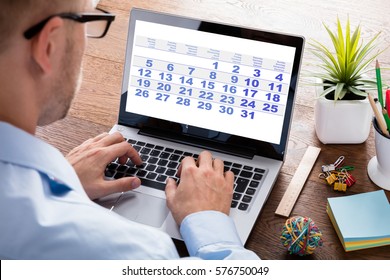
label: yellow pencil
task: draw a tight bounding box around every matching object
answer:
[368,93,390,136]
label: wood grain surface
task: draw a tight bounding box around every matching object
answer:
[36,0,390,259]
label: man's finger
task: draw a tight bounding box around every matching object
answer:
[90,177,141,200]
[212,158,224,172]
[197,151,213,169]
[103,141,142,166]
[98,132,126,147]
[165,178,178,204]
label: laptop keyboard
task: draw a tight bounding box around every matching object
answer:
[104,138,266,211]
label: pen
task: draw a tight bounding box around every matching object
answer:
[375,60,384,108]
[368,93,389,136]
[386,89,390,111]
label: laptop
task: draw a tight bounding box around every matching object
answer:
[96,8,305,243]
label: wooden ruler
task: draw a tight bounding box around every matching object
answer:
[275,146,321,217]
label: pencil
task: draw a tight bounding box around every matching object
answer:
[375,60,384,108]
[368,93,389,136]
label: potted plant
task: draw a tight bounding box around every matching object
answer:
[309,17,383,144]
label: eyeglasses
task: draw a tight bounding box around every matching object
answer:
[23,8,115,39]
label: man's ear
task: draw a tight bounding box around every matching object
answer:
[30,17,65,74]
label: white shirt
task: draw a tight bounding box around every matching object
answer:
[0,122,259,259]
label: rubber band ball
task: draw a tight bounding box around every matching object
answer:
[280,216,323,256]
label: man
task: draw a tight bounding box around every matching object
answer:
[0,0,259,259]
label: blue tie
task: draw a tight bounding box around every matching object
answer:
[43,173,72,196]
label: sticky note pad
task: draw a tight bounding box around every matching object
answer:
[327,190,390,252]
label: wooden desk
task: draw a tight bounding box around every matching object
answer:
[36,0,390,259]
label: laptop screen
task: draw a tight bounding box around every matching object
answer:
[119,8,304,160]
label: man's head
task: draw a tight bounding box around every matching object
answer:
[0,0,92,132]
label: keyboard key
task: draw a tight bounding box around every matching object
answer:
[249,181,259,188]
[155,166,167,174]
[169,154,180,161]
[146,172,158,180]
[160,152,170,159]
[167,161,179,169]
[117,165,127,172]
[166,169,176,176]
[150,150,161,157]
[156,174,167,182]
[136,170,147,178]
[244,165,253,171]
[147,157,159,164]
[231,168,240,175]
[246,188,256,195]
[231,200,238,208]
[238,203,249,211]
[233,193,242,200]
[242,195,252,203]
[125,167,137,176]
[133,145,141,152]
[253,173,263,181]
[140,147,151,155]
[235,178,249,193]
[140,178,165,191]
[254,168,265,174]
[114,172,124,179]
[145,164,156,172]
[105,169,115,178]
[239,170,253,178]
[157,159,168,166]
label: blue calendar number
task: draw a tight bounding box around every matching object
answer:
[199,91,214,100]
[137,79,151,87]
[241,110,255,119]
[265,93,281,102]
[269,82,283,92]
[146,59,153,67]
[198,101,212,110]
[245,78,260,88]
[138,68,152,77]
[243,89,257,98]
[135,89,149,98]
[220,95,235,104]
[262,103,278,113]
[219,106,234,115]
[275,73,283,81]
[176,97,191,106]
[159,72,173,81]
[240,99,256,109]
[156,93,170,102]
[253,69,261,77]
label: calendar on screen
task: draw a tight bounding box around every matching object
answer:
[124,18,300,146]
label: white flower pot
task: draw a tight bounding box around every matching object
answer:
[314,86,372,144]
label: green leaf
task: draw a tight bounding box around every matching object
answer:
[308,17,384,99]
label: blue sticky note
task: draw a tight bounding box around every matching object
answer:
[327,190,390,251]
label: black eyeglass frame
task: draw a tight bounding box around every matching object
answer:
[23,7,115,39]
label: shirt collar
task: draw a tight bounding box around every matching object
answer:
[0,121,83,192]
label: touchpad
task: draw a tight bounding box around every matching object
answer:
[112,191,169,228]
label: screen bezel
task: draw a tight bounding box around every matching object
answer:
[118,8,305,161]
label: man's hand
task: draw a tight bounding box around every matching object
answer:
[66,132,142,200]
[165,151,234,225]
